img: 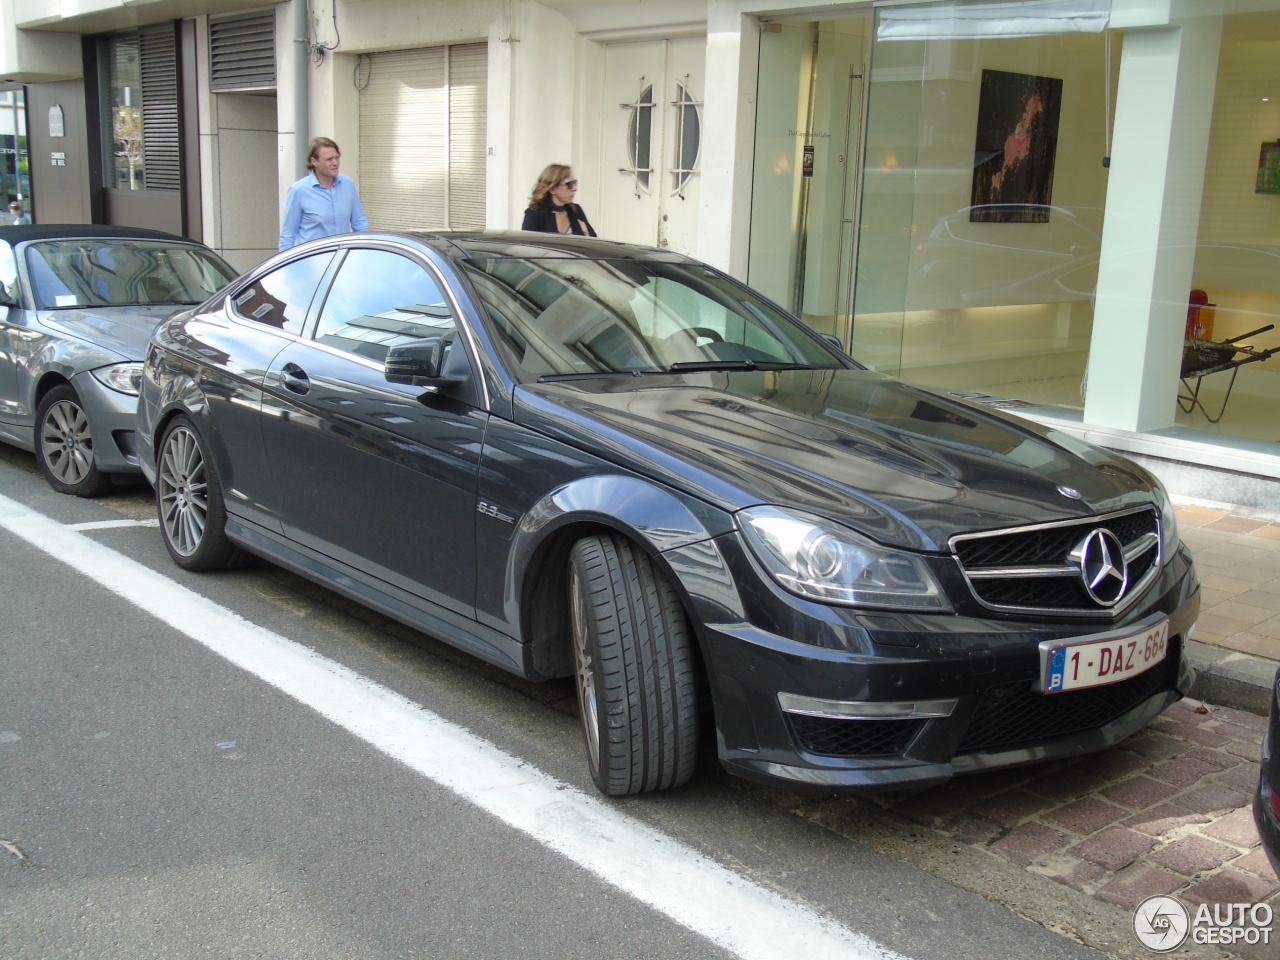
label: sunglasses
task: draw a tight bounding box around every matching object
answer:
[559,180,579,189]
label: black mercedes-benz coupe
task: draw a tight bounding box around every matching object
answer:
[138,231,1199,796]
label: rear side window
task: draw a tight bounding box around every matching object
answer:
[230,252,334,334]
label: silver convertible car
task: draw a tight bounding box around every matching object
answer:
[0,224,237,496]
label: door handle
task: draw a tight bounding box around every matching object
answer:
[280,363,310,394]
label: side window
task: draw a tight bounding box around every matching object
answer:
[230,252,334,334]
[314,249,455,362]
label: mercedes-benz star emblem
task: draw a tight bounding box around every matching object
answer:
[1057,485,1082,500]
[1074,528,1128,606]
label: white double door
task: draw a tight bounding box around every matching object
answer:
[598,38,705,255]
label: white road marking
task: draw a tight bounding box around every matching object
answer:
[0,491,910,960]
[67,518,160,530]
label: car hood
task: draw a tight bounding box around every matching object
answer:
[38,305,181,360]
[514,369,1156,552]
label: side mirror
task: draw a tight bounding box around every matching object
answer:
[0,281,17,307]
[385,337,463,390]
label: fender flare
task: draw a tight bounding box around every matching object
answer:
[504,474,737,679]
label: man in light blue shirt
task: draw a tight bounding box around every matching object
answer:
[278,137,369,250]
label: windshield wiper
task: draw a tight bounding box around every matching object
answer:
[668,359,759,372]
[669,360,840,373]
[537,370,653,382]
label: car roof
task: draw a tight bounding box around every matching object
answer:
[403,230,692,262]
[0,223,200,245]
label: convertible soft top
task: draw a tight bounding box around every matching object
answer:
[0,224,194,245]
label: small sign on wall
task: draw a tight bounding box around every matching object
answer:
[51,152,66,167]
[48,105,64,138]
[802,144,814,178]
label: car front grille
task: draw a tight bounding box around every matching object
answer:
[787,714,925,758]
[956,637,1177,754]
[951,507,1161,617]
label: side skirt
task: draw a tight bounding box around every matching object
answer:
[226,516,540,680]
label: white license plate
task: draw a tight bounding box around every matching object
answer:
[1042,619,1170,694]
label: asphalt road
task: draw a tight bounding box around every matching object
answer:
[0,444,1108,960]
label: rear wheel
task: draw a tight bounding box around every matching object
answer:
[156,416,245,571]
[35,384,114,497]
[569,534,698,795]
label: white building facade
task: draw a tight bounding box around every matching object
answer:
[2,0,1278,504]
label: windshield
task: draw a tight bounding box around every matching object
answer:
[459,257,845,381]
[25,239,237,310]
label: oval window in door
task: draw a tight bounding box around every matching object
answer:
[627,85,654,192]
[672,82,701,196]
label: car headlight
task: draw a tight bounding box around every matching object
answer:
[737,505,951,611]
[90,362,144,396]
[1151,481,1180,560]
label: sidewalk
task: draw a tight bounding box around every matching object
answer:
[1176,501,1280,715]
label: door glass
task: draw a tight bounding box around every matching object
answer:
[230,252,334,334]
[672,83,701,195]
[628,85,654,192]
[314,248,455,362]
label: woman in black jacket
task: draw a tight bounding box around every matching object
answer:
[521,164,597,236]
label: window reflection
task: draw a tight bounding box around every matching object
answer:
[314,249,454,362]
[462,257,841,381]
[232,252,334,334]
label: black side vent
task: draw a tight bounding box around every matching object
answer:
[139,24,180,191]
[210,11,277,92]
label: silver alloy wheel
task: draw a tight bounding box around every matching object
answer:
[157,424,208,558]
[569,565,602,774]
[39,399,95,486]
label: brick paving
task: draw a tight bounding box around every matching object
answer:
[859,699,1278,958]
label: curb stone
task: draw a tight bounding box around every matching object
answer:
[1187,640,1275,717]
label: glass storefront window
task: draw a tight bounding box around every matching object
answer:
[851,17,1115,411]
[103,34,144,190]
[747,19,870,342]
[0,88,31,223]
[1172,7,1280,444]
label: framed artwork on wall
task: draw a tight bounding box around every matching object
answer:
[970,69,1064,223]
[1255,140,1280,194]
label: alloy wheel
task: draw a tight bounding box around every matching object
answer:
[157,424,208,557]
[569,565,602,775]
[39,399,95,486]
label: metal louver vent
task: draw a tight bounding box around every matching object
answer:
[210,11,276,92]
[140,24,180,191]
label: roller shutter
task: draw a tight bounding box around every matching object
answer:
[358,43,487,230]
[140,24,180,191]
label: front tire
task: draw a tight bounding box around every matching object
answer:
[35,384,114,497]
[156,416,245,571]
[569,534,698,796]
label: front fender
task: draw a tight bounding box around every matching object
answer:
[488,473,736,679]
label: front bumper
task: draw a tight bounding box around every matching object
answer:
[690,540,1200,793]
[71,370,143,474]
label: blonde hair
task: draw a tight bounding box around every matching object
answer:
[307,137,340,169]
[529,164,573,210]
